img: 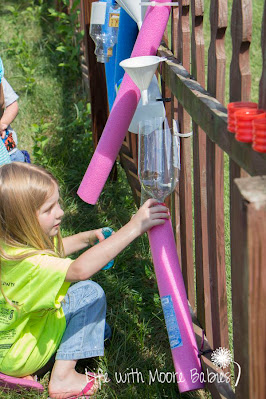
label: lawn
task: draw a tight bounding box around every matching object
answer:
[0,0,264,398]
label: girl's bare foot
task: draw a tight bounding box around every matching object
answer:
[21,375,35,381]
[48,360,100,399]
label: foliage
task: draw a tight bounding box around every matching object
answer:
[47,0,84,76]
[1,1,45,93]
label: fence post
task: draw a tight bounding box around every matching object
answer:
[0,84,4,118]
[177,0,195,311]
[229,0,252,183]
[170,7,182,266]
[207,0,229,350]
[259,1,266,109]
[191,0,213,343]
[229,3,253,395]
[82,0,109,148]
[231,176,266,399]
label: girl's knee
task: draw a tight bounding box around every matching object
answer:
[78,280,105,302]
[65,280,106,311]
[89,280,105,301]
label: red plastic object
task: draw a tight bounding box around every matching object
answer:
[227,102,257,133]
[252,118,266,153]
[235,109,266,143]
[0,373,44,393]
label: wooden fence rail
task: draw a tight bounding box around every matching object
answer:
[67,1,266,398]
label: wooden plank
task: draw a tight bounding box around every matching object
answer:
[247,180,266,399]
[79,1,91,97]
[129,132,138,167]
[230,0,252,102]
[192,310,235,399]
[206,0,229,351]
[228,0,253,324]
[229,0,253,208]
[177,0,195,311]
[191,0,213,345]
[84,0,109,148]
[120,146,141,206]
[161,61,172,212]
[0,84,4,118]
[259,1,266,109]
[231,176,266,399]
[170,7,182,264]
[171,5,179,58]
[157,44,266,175]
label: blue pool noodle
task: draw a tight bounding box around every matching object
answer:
[114,8,138,93]
[100,0,118,110]
[105,7,138,110]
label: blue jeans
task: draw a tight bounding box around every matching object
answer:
[10,149,26,162]
[55,280,111,361]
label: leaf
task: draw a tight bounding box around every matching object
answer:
[56,45,67,53]
[5,5,16,13]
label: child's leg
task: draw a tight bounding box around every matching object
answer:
[9,149,26,162]
[49,280,108,398]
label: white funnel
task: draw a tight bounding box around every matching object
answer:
[119,55,166,105]
[116,0,143,29]
[129,75,166,133]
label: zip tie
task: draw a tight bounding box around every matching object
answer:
[197,329,213,357]
[140,2,179,6]
[173,120,193,137]
[173,119,179,136]
[177,132,193,138]
[156,97,171,102]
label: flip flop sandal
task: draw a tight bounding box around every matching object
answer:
[67,377,96,398]
[0,372,44,392]
[51,372,104,399]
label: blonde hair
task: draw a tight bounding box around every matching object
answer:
[0,163,65,307]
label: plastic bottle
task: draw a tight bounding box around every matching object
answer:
[95,227,115,270]
[90,1,120,63]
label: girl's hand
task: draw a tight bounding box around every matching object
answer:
[0,123,8,139]
[63,228,111,256]
[66,201,168,281]
[130,199,169,235]
[87,229,105,246]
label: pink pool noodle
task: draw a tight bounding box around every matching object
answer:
[77,0,172,204]
[148,219,204,393]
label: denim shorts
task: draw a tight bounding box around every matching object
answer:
[10,149,26,162]
[55,280,111,361]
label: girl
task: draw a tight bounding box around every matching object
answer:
[0,162,169,398]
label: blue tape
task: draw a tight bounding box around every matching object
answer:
[161,295,183,349]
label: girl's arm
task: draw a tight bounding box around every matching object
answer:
[65,199,169,282]
[0,101,19,138]
[62,229,105,256]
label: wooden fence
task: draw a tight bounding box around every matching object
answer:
[70,1,266,398]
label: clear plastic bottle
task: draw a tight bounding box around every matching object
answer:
[138,118,180,203]
[90,1,120,63]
